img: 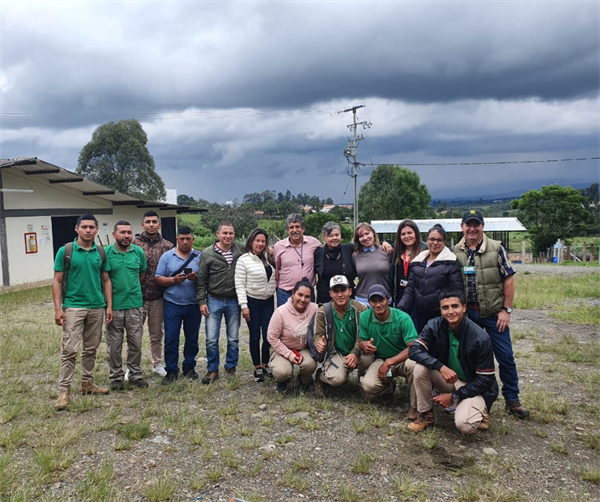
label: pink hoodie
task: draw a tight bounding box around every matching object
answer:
[267,297,318,362]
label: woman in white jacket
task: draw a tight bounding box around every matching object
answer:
[235,228,277,382]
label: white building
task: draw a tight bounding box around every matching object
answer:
[0,157,200,288]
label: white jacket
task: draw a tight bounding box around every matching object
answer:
[234,252,277,308]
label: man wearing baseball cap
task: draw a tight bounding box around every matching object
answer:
[311,275,370,395]
[454,210,529,418]
[358,284,418,417]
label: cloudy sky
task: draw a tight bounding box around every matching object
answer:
[1,1,599,204]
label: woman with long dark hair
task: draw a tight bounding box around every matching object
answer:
[390,220,425,307]
[235,228,276,382]
[398,224,463,332]
[267,279,318,394]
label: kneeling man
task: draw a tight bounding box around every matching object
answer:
[408,290,498,433]
[312,276,370,394]
[359,285,418,416]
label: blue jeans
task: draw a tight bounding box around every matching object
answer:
[246,296,275,367]
[468,307,520,402]
[205,295,240,372]
[163,300,201,375]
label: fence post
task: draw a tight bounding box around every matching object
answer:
[591,243,595,262]
[583,242,587,262]
[521,241,526,263]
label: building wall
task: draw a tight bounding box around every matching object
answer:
[3,208,178,287]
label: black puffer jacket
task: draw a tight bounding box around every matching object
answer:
[314,243,356,304]
[409,316,499,411]
[398,246,463,332]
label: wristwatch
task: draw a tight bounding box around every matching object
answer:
[502,306,513,314]
[451,392,460,404]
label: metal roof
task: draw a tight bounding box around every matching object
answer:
[0,157,204,213]
[371,218,527,233]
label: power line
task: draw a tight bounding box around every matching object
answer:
[358,157,599,167]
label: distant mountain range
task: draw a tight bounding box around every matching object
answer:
[430,179,597,203]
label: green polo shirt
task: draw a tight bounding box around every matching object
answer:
[333,307,358,356]
[54,240,111,309]
[359,307,417,360]
[447,329,467,382]
[106,244,147,310]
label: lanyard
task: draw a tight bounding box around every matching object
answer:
[403,251,410,277]
[292,242,304,267]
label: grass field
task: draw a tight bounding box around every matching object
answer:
[1,269,599,501]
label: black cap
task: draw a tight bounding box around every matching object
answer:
[461,209,484,225]
[367,284,388,300]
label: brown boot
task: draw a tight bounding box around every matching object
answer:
[407,406,419,421]
[55,390,70,411]
[478,412,491,431]
[408,410,435,432]
[81,381,109,395]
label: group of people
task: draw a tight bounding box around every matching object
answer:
[52,209,529,434]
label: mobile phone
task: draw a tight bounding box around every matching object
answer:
[292,349,303,364]
[184,267,192,274]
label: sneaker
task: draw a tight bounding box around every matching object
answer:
[81,382,109,395]
[55,390,70,411]
[276,380,289,394]
[478,412,491,431]
[253,368,265,382]
[226,367,237,377]
[201,371,219,385]
[153,365,167,377]
[407,406,419,421]
[264,367,274,379]
[130,379,149,388]
[407,411,435,432]
[124,369,130,382]
[506,400,530,419]
[183,369,199,380]
[161,373,178,385]
[110,380,124,391]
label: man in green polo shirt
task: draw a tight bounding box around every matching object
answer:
[359,284,418,418]
[105,221,148,390]
[312,275,369,395]
[52,214,113,411]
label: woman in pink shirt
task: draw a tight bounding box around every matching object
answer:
[267,279,318,394]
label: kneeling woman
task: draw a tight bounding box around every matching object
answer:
[267,279,318,394]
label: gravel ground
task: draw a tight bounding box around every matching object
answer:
[1,265,599,502]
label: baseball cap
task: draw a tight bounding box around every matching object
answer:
[367,284,388,300]
[329,275,350,289]
[461,209,484,225]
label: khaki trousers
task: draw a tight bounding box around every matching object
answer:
[105,307,144,383]
[269,348,316,383]
[361,358,416,407]
[58,307,104,391]
[319,353,374,387]
[413,363,487,435]
[142,298,165,368]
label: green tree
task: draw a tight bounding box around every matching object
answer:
[358,165,431,222]
[328,205,353,221]
[511,184,596,252]
[200,204,259,240]
[77,119,166,201]
[177,194,197,206]
[303,213,353,242]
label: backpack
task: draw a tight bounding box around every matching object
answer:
[61,242,107,302]
[307,301,362,363]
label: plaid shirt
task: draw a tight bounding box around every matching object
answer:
[132,232,174,302]
[465,240,514,305]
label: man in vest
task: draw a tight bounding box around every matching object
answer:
[454,210,529,418]
[408,290,498,433]
[105,221,148,390]
[197,222,245,384]
[313,275,369,395]
[52,214,113,410]
[133,210,174,378]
